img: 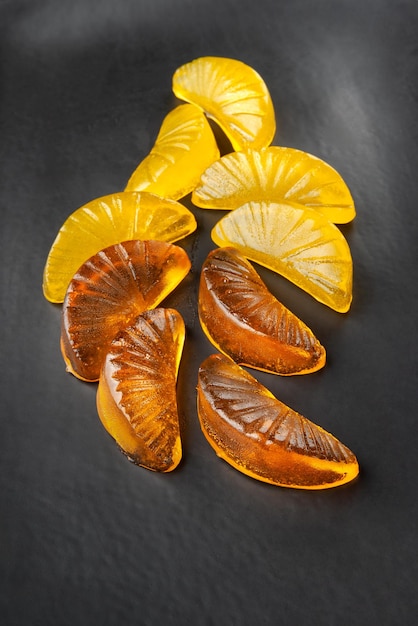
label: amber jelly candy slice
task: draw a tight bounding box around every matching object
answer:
[197,354,359,489]
[172,57,276,151]
[43,191,196,303]
[193,147,356,224]
[125,104,220,200]
[97,308,185,472]
[211,201,353,312]
[61,240,190,382]
[199,247,325,375]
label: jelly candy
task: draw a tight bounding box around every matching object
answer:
[97,308,185,472]
[199,247,325,375]
[61,240,190,382]
[125,104,220,200]
[43,191,196,303]
[172,57,276,151]
[42,55,360,483]
[193,147,356,224]
[197,354,359,489]
[211,201,353,312]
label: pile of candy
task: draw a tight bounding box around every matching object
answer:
[43,56,359,489]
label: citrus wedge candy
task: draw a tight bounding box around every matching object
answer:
[199,247,326,375]
[43,191,196,303]
[172,57,276,151]
[61,240,191,382]
[211,201,353,312]
[197,354,359,489]
[97,308,185,472]
[193,147,356,224]
[125,103,220,200]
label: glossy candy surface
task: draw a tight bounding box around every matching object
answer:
[211,201,353,312]
[61,240,190,382]
[193,147,356,223]
[43,191,196,303]
[172,56,276,151]
[197,354,359,489]
[97,308,185,472]
[199,247,325,375]
[125,104,220,200]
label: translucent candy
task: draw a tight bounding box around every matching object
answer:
[97,308,185,472]
[197,354,359,489]
[43,191,196,303]
[61,240,190,382]
[211,201,353,312]
[199,247,325,375]
[193,147,356,224]
[172,57,276,151]
[125,104,220,200]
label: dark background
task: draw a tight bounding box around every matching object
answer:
[1,1,418,624]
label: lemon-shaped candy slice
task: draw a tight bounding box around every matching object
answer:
[125,104,220,200]
[211,201,353,312]
[193,147,355,223]
[173,56,276,151]
[43,191,196,303]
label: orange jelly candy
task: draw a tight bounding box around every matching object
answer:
[199,247,325,375]
[197,354,359,489]
[61,240,190,382]
[97,308,185,472]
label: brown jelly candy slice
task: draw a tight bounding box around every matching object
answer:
[197,354,359,489]
[97,308,185,472]
[199,247,325,375]
[61,239,190,381]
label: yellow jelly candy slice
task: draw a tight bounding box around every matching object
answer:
[199,247,326,375]
[61,240,190,382]
[125,104,220,200]
[197,354,359,489]
[43,191,196,303]
[172,57,276,151]
[211,201,352,312]
[97,308,185,472]
[193,147,356,224]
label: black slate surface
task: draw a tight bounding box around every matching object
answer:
[1,1,418,624]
